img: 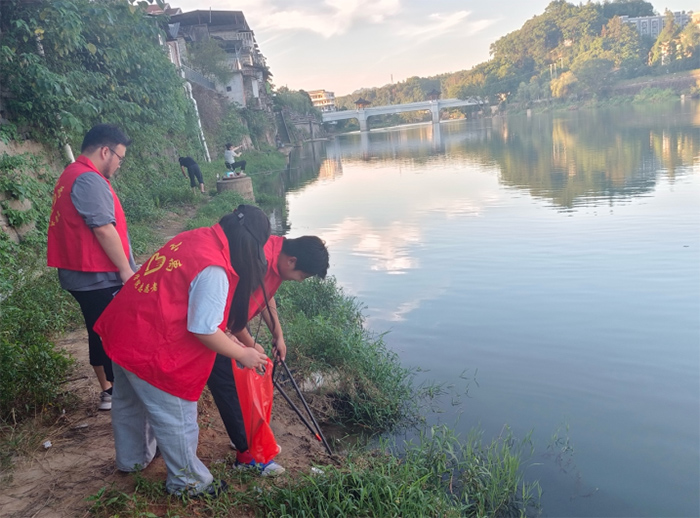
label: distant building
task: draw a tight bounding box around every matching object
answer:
[167,10,271,110]
[621,11,692,38]
[308,89,336,112]
[144,3,182,16]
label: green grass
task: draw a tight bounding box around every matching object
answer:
[632,87,677,103]
[274,277,415,432]
[185,190,248,230]
[255,427,540,518]
[0,235,80,423]
[87,426,540,518]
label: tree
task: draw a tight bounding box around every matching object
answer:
[0,0,189,145]
[186,39,234,85]
[649,11,679,66]
[550,70,577,98]
[677,22,700,61]
[572,58,615,96]
[601,16,644,67]
[602,0,655,19]
[274,87,318,117]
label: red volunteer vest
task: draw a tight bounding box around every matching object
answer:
[95,224,239,401]
[47,156,130,272]
[248,235,284,320]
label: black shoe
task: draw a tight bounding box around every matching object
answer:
[190,479,228,500]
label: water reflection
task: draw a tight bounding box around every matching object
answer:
[306,101,699,211]
[256,141,336,233]
[486,108,698,210]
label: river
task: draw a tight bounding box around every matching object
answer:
[262,101,700,517]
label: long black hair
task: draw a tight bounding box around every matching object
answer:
[219,205,271,332]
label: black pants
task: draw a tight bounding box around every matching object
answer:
[69,286,120,383]
[207,353,248,451]
[187,166,204,187]
[225,160,246,172]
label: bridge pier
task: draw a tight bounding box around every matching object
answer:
[430,102,440,124]
[357,111,368,132]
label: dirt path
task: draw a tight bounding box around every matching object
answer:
[0,209,332,518]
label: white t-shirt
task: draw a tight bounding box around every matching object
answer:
[224,149,238,163]
[187,265,229,334]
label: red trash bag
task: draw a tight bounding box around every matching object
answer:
[232,357,280,464]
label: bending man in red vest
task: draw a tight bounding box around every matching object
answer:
[207,235,329,476]
[47,124,136,411]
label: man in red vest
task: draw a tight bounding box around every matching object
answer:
[47,124,136,411]
[207,235,329,475]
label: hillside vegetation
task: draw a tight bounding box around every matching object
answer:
[335,0,699,119]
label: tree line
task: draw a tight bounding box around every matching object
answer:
[335,0,700,110]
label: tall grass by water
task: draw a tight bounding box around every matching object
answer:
[87,425,540,518]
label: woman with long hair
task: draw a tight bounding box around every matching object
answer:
[95,205,270,497]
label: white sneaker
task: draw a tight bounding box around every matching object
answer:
[98,391,112,411]
[235,459,286,477]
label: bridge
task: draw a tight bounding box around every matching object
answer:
[321,98,484,131]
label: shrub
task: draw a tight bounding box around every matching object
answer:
[633,87,677,103]
[0,253,78,422]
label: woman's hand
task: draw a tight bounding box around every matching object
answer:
[238,346,268,370]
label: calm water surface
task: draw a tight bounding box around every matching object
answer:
[269,103,700,517]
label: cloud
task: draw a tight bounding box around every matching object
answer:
[370,10,496,67]
[397,10,470,37]
[252,0,401,38]
[176,0,400,37]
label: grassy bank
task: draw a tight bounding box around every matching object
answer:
[88,426,540,518]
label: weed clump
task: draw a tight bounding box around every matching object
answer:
[0,154,80,424]
[253,426,540,518]
[275,277,415,431]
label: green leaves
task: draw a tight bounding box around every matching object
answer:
[0,0,188,145]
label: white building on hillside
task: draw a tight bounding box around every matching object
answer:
[308,90,336,112]
[169,10,271,110]
[621,11,693,38]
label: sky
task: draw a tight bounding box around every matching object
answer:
[173,0,698,96]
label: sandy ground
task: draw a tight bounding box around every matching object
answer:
[0,210,334,518]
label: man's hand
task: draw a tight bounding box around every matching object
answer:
[119,267,135,283]
[93,223,135,284]
[273,336,287,362]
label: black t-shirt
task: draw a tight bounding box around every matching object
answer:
[179,156,198,169]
